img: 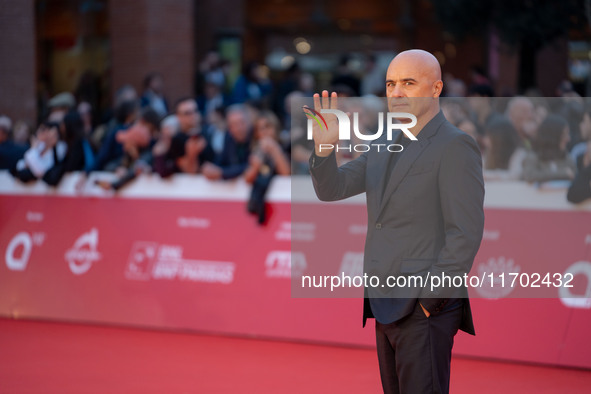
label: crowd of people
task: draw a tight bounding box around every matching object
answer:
[1,51,590,209]
[438,89,591,204]
[289,76,591,204]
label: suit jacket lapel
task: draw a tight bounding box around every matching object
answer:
[377,137,430,216]
[375,129,401,209]
[376,110,446,217]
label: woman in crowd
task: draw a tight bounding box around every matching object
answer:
[483,117,527,181]
[569,106,591,167]
[12,120,67,184]
[61,110,95,175]
[522,114,576,183]
[567,140,591,203]
[567,106,591,203]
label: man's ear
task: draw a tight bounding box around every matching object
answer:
[433,80,443,98]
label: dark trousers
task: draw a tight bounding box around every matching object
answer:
[375,300,462,394]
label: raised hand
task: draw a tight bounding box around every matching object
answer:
[304,90,341,157]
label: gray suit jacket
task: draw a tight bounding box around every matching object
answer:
[309,110,484,335]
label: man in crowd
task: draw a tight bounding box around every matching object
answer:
[202,104,252,180]
[140,72,169,118]
[505,96,538,149]
[153,97,215,177]
[0,115,27,170]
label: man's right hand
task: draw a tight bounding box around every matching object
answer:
[304,90,341,157]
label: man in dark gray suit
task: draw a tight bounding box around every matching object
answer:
[308,49,484,393]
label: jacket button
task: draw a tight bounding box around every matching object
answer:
[375,223,382,229]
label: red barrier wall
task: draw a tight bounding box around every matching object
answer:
[1,172,590,369]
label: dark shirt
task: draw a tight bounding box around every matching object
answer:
[63,138,95,173]
[153,134,215,178]
[87,123,130,173]
[567,163,591,204]
[0,141,27,170]
[215,132,251,180]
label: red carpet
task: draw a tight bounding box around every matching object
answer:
[0,318,589,393]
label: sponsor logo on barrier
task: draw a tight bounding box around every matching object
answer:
[475,256,520,298]
[348,225,366,235]
[559,261,591,309]
[265,251,307,278]
[274,221,291,241]
[125,242,235,284]
[5,231,45,271]
[275,222,316,242]
[177,217,211,229]
[482,229,500,241]
[125,242,158,280]
[26,211,44,222]
[65,228,102,275]
[338,252,364,277]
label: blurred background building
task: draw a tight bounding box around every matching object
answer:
[1,0,590,124]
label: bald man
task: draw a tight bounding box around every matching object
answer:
[505,96,537,147]
[308,50,484,393]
